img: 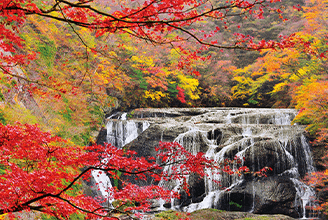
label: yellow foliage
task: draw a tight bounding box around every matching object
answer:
[294,78,321,109]
[123,44,135,51]
[169,48,181,64]
[296,68,308,78]
[131,55,154,67]
[144,91,166,101]
[0,103,43,126]
[108,51,118,57]
[272,82,287,93]
[177,74,199,100]
[293,79,328,139]
[231,78,252,100]
[93,54,130,91]
[78,27,96,48]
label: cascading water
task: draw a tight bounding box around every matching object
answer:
[94,108,318,218]
[178,109,317,218]
[92,113,150,202]
[91,164,114,206]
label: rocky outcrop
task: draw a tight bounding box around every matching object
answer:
[217,176,298,216]
[97,108,318,218]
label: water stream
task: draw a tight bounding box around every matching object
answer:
[92,113,149,204]
[93,108,318,218]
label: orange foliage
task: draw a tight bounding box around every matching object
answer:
[294,80,328,142]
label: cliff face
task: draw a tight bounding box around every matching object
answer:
[97,108,318,218]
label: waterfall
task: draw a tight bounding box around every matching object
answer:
[91,168,114,205]
[106,117,150,149]
[92,113,150,201]
[161,108,316,218]
[94,108,318,218]
[291,178,317,219]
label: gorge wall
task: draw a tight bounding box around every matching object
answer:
[95,108,318,218]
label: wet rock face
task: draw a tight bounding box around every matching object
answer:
[98,108,317,218]
[217,176,298,217]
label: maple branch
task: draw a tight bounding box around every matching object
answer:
[53,196,111,218]
[55,156,195,200]
[56,1,89,49]
[4,0,268,28]
[166,23,249,50]
[55,0,91,86]
[120,0,160,19]
[124,28,170,45]
[0,124,215,219]
[0,157,187,217]
[0,195,111,218]
[1,0,277,50]
[0,166,121,217]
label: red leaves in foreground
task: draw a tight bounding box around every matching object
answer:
[0,123,253,219]
[0,123,102,219]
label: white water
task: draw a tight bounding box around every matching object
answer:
[91,169,114,205]
[106,118,150,149]
[292,178,317,219]
[92,113,150,200]
[94,108,317,218]
[183,190,221,212]
[160,109,317,217]
[301,135,315,174]
[183,180,243,212]
[180,126,253,213]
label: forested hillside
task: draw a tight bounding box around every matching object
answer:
[0,0,328,219]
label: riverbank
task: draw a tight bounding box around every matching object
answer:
[149,209,296,220]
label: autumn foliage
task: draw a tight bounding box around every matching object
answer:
[229,0,328,213]
[0,0,298,111]
[2,0,328,218]
[0,122,174,218]
[0,122,251,219]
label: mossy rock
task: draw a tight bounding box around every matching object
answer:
[154,210,190,220]
[153,209,295,220]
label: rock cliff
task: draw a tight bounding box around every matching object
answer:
[96,108,318,218]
